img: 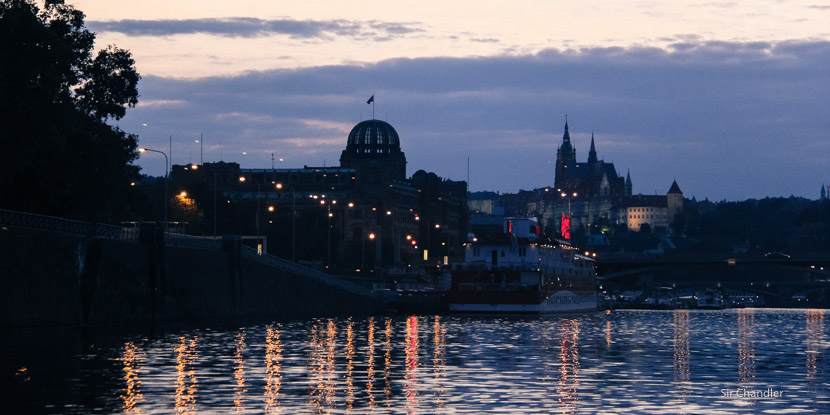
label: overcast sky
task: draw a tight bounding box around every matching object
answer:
[74,0,830,201]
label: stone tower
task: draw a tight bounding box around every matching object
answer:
[667,180,684,225]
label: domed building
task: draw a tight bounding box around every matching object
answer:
[175,115,466,274]
[340,119,407,185]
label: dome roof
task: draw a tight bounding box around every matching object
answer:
[346,119,401,154]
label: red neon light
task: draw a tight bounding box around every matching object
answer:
[561,213,571,239]
[508,220,513,234]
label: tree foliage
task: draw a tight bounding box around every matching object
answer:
[0,0,140,221]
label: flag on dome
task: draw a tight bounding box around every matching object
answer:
[367,95,374,104]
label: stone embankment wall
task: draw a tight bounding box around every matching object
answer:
[0,226,383,328]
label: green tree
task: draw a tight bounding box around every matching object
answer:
[0,0,140,221]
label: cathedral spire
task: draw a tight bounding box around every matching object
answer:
[625,169,633,196]
[558,116,574,153]
[588,132,598,163]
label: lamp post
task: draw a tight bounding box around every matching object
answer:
[561,192,577,239]
[561,192,578,217]
[240,175,262,254]
[320,199,336,268]
[276,183,296,262]
[139,147,168,230]
[190,164,218,237]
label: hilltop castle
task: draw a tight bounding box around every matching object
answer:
[547,119,683,234]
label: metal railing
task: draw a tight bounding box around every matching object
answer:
[165,232,223,250]
[240,245,372,296]
[0,209,124,239]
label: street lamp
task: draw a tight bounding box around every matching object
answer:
[320,199,335,268]
[276,183,296,262]
[139,147,168,230]
[192,163,218,237]
[240,175,262,255]
[561,192,578,217]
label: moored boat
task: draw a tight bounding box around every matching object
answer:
[447,217,598,313]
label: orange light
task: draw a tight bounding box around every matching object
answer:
[239,176,246,182]
[180,191,187,197]
[268,206,275,212]
[369,233,376,240]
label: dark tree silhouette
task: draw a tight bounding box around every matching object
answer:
[0,0,140,221]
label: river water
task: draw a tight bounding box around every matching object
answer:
[2,309,828,414]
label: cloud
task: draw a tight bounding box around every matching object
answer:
[122,40,830,201]
[87,17,424,40]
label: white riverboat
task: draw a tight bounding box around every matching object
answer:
[447,217,598,313]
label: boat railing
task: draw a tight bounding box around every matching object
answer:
[457,282,537,292]
[455,261,541,272]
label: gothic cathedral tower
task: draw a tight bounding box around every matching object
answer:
[555,118,576,190]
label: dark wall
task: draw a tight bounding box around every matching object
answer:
[0,226,384,328]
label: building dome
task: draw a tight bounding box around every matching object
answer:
[345,119,401,155]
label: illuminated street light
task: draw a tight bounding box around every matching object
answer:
[240,175,263,255]
[276,183,297,262]
[138,147,168,229]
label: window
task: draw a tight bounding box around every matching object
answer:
[473,246,480,256]
[518,247,527,257]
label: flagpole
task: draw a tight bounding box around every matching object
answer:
[372,92,375,119]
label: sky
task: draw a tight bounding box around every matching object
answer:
[72,0,830,201]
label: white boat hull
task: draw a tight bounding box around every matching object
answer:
[449,290,598,314]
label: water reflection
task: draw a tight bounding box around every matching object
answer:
[308,320,337,411]
[345,318,355,411]
[806,309,825,411]
[174,335,199,414]
[737,309,755,383]
[405,315,420,412]
[365,317,377,407]
[120,341,143,413]
[384,317,393,404]
[673,310,690,395]
[557,319,580,414]
[432,315,446,409]
[605,320,612,347]
[233,329,247,412]
[8,310,830,414]
[263,324,282,413]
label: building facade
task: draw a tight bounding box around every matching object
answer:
[171,118,467,273]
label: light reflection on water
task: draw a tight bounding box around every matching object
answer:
[3,309,829,414]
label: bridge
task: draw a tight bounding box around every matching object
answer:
[596,252,830,306]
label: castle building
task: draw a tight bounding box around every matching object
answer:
[548,119,683,235]
[621,181,683,232]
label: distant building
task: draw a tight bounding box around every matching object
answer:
[172,118,467,271]
[546,120,683,235]
[620,181,682,233]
